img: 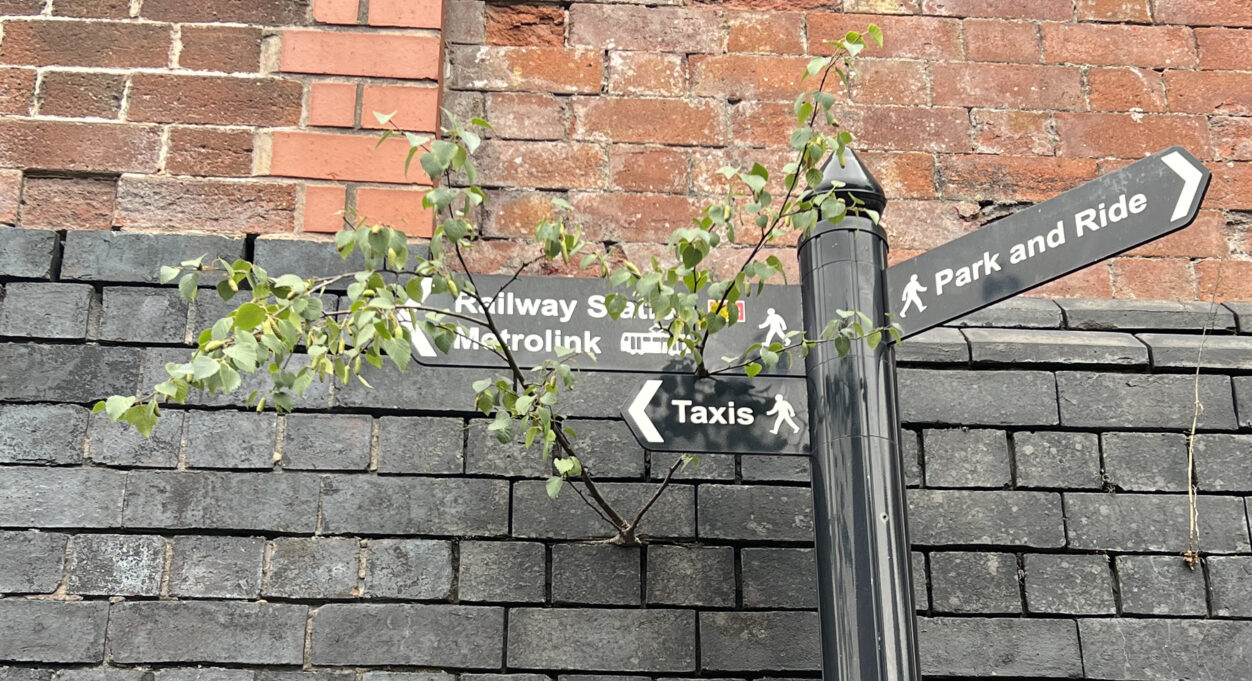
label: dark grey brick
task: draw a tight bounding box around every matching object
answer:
[899,369,1058,426]
[1237,376,1252,429]
[964,327,1147,365]
[377,416,463,475]
[107,601,306,664]
[553,544,640,605]
[188,293,337,345]
[1023,553,1115,615]
[1066,493,1251,553]
[322,476,509,536]
[256,673,353,681]
[467,419,644,478]
[61,231,244,284]
[700,612,818,671]
[509,608,695,672]
[1058,371,1236,429]
[901,430,921,487]
[281,413,371,471]
[1139,333,1252,370]
[651,451,735,481]
[0,671,53,681]
[919,617,1081,678]
[1195,434,1252,492]
[463,675,546,681]
[60,671,153,681]
[1102,432,1189,492]
[646,545,733,607]
[98,287,188,343]
[1116,554,1206,616]
[0,283,91,339]
[512,480,693,540]
[552,371,658,419]
[911,551,927,609]
[895,327,968,363]
[1080,619,1252,681]
[311,604,504,667]
[184,411,276,469]
[1227,301,1252,333]
[1060,298,1235,332]
[0,467,125,528]
[922,428,1010,488]
[364,539,452,600]
[0,404,87,465]
[362,673,452,681]
[0,343,140,402]
[252,238,378,292]
[698,484,812,541]
[740,453,807,482]
[159,669,252,681]
[139,348,331,411]
[266,537,359,599]
[560,676,647,681]
[0,600,107,662]
[0,531,65,593]
[930,551,1020,614]
[1209,555,1252,617]
[67,534,164,596]
[0,228,57,279]
[950,296,1063,328]
[908,489,1064,547]
[122,471,320,533]
[741,547,815,609]
[168,535,265,599]
[1014,431,1101,489]
[87,410,182,468]
[459,540,545,603]
[333,362,489,412]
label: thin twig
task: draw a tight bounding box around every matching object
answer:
[1183,264,1224,568]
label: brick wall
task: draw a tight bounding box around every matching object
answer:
[3,228,1252,678]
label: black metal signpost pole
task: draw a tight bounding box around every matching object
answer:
[798,151,920,681]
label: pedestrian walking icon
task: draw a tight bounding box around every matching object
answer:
[759,308,788,345]
[899,274,927,318]
[766,394,800,435]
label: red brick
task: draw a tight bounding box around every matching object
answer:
[0,120,161,173]
[485,4,562,46]
[38,71,124,118]
[141,0,308,23]
[302,184,348,233]
[0,170,20,225]
[1126,211,1229,258]
[619,241,801,283]
[308,82,357,127]
[456,239,596,278]
[446,45,603,94]
[690,147,793,195]
[842,0,920,13]
[933,63,1083,111]
[807,13,962,60]
[485,92,567,141]
[19,176,116,230]
[116,177,296,234]
[369,0,442,28]
[361,85,439,132]
[691,54,811,101]
[1076,0,1151,22]
[971,109,1054,155]
[179,26,263,73]
[1055,113,1209,159]
[1197,260,1252,302]
[269,131,436,184]
[1024,263,1113,299]
[166,127,255,177]
[730,101,802,148]
[0,0,43,14]
[570,5,723,53]
[608,52,685,97]
[314,0,359,24]
[355,186,434,237]
[1205,162,1252,210]
[1211,117,1252,161]
[281,30,440,79]
[849,60,928,106]
[939,155,1097,203]
[473,140,606,190]
[610,146,690,193]
[1155,0,1252,27]
[1111,258,1196,300]
[728,11,805,54]
[844,105,972,153]
[483,190,561,238]
[1165,72,1252,117]
[569,192,702,242]
[129,75,301,126]
[881,200,979,250]
[1042,24,1195,69]
[1087,67,1167,112]
[1196,29,1252,71]
[963,19,1040,63]
[860,152,935,199]
[922,0,1071,19]
[51,0,130,18]
[0,68,36,115]
[574,98,726,146]
[0,20,170,68]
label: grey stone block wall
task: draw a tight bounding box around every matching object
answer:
[2,228,1252,679]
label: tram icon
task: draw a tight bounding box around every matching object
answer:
[620,326,682,356]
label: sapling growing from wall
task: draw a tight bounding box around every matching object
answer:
[99,26,892,546]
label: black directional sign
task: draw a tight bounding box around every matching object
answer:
[403,275,804,375]
[621,374,809,455]
[887,147,1211,339]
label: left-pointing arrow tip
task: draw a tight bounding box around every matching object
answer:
[627,379,664,444]
[1162,150,1204,222]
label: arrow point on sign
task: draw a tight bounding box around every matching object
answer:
[628,379,664,444]
[396,310,438,358]
[1162,150,1203,222]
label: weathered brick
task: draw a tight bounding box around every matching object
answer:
[1116,554,1206,616]
[376,416,463,475]
[122,471,320,533]
[0,466,126,528]
[923,428,1010,488]
[513,480,693,539]
[458,540,545,603]
[1111,256,1197,299]
[900,369,1057,426]
[321,476,509,536]
[919,617,1081,677]
[552,544,640,605]
[115,177,296,234]
[87,409,182,468]
[1057,372,1236,429]
[362,539,451,600]
[332,362,488,411]
[446,45,601,94]
[609,145,688,193]
[1024,553,1115,615]
[573,98,725,147]
[184,411,275,470]
[63,671,158,681]
[930,552,1020,614]
[810,13,961,60]
[569,192,703,242]
[107,602,307,664]
[467,418,643,478]
[1195,434,1252,492]
[0,404,86,465]
[1059,298,1236,332]
[939,155,1097,204]
[281,413,370,470]
[701,612,818,672]
[1102,432,1189,492]
[932,63,1082,111]
[965,328,1145,365]
[0,282,91,339]
[902,430,922,486]
[485,3,562,45]
[951,297,1062,328]
[963,18,1039,64]
[1139,333,1252,370]
[0,68,35,116]
[895,327,967,363]
[361,674,448,681]
[38,71,125,118]
[311,604,504,666]
[690,54,809,101]
[98,287,188,344]
[62,231,245,284]
[606,51,684,97]
[0,531,66,593]
[142,0,309,23]
[1066,493,1250,553]
[569,5,721,53]
[909,489,1064,547]
[645,545,733,607]
[1043,23,1195,68]
[0,343,140,402]
[1055,113,1210,159]
[741,547,815,608]
[0,670,53,681]
[510,608,695,672]
[0,228,57,278]
[1209,556,1252,617]
[0,600,107,662]
[0,20,170,68]
[1014,431,1101,489]
[67,534,164,596]
[1080,619,1252,681]
[1088,66,1167,112]
[266,537,359,599]
[166,127,255,177]
[740,453,809,482]
[698,484,812,542]
[168,535,265,599]
[0,120,161,174]
[179,26,263,72]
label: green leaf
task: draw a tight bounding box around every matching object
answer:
[223,342,258,373]
[191,355,220,380]
[745,362,762,378]
[178,272,199,302]
[834,334,851,357]
[91,401,107,414]
[105,395,135,421]
[554,457,575,475]
[475,390,494,415]
[866,330,882,350]
[545,476,564,499]
[866,24,883,47]
[234,303,267,331]
[805,56,831,78]
[159,266,180,285]
[373,110,397,126]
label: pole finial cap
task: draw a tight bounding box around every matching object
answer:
[810,148,887,213]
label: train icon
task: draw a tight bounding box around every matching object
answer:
[620,326,682,356]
